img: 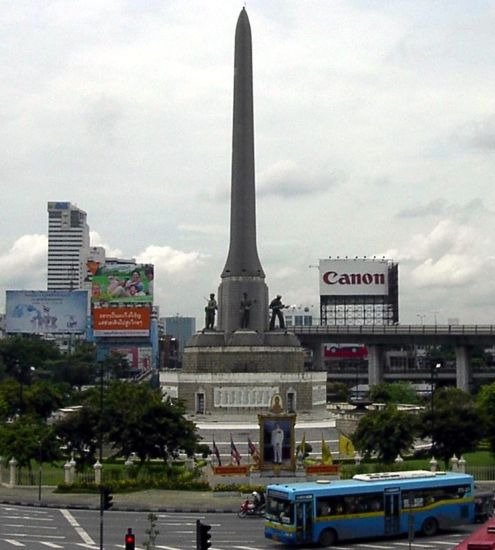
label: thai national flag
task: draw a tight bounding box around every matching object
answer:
[212,437,222,466]
[230,435,242,465]
[247,436,258,456]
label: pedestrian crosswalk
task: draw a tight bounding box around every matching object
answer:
[0,538,468,549]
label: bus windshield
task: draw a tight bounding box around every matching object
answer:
[266,495,294,525]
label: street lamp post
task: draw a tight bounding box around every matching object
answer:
[430,361,442,456]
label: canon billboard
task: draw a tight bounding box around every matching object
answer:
[319,259,389,296]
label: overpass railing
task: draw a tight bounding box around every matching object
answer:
[293,324,495,336]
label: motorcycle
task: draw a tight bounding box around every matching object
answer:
[238,498,265,518]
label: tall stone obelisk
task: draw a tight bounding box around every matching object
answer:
[217,8,269,334]
[176,8,327,417]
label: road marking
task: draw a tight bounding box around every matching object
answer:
[435,542,460,545]
[59,509,95,546]
[40,543,64,548]
[3,524,57,530]
[360,545,395,549]
[154,546,186,549]
[3,515,53,521]
[1,533,65,539]
[394,542,435,548]
[232,546,265,549]
[3,541,25,547]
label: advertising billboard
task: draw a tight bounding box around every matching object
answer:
[319,259,388,296]
[92,306,151,337]
[6,290,88,334]
[90,263,154,304]
[111,346,152,370]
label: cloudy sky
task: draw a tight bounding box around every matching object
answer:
[1,0,495,326]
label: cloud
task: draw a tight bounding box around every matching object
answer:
[258,160,338,198]
[396,198,490,220]
[136,245,208,276]
[89,232,122,258]
[0,235,47,306]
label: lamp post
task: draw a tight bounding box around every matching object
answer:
[430,361,442,456]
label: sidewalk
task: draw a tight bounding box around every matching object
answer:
[0,485,241,513]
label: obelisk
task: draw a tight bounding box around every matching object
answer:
[217,8,269,334]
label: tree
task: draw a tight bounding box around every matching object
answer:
[476,382,495,455]
[0,336,61,380]
[353,405,419,463]
[102,381,200,463]
[0,415,60,477]
[369,382,421,405]
[54,404,100,468]
[419,387,483,465]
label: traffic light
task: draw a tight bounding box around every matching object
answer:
[196,519,211,550]
[102,486,113,511]
[125,528,135,550]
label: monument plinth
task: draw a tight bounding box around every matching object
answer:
[162,9,327,416]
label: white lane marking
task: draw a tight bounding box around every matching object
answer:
[59,509,95,546]
[3,541,25,547]
[1,534,65,539]
[360,545,395,549]
[435,542,460,546]
[232,546,266,549]
[394,543,435,548]
[40,543,64,548]
[74,544,99,549]
[155,546,188,550]
[3,524,57,530]
[3,515,53,521]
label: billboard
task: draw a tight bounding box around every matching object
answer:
[111,346,152,370]
[319,259,388,296]
[6,290,88,334]
[90,263,154,304]
[324,343,368,359]
[92,306,151,337]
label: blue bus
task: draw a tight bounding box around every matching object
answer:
[265,470,475,547]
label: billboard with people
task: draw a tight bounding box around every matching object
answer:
[90,263,154,304]
[6,290,88,334]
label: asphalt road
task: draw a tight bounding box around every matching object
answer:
[0,504,477,549]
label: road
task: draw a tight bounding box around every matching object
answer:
[0,504,475,549]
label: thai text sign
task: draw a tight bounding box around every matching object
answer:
[93,306,151,337]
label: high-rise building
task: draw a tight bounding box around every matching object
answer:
[47,202,90,291]
[163,316,196,355]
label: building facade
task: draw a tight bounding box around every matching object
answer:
[47,202,90,291]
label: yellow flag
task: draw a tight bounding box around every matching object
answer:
[321,434,333,465]
[300,432,306,455]
[339,434,355,456]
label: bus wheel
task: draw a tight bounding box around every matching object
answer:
[422,517,438,537]
[318,528,337,547]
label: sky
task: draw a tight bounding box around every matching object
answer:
[1,0,495,326]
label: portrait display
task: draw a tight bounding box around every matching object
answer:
[259,415,296,470]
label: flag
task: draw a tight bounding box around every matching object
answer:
[321,434,333,465]
[339,434,355,456]
[212,437,222,466]
[247,436,258,456]
[230,434,241,465]
[300,432,307,455]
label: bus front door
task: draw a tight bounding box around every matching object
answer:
[384,489,401,536]
[295,500,313,544]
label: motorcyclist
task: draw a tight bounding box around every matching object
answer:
[252,491,265,511]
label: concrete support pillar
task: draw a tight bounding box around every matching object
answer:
[64,461,72,485]
[367,345,385,386]
[93,461,102,485]
[312,343,324,371]
[455,346,471,393]
[9,457,17,487]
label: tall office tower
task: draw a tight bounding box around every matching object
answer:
[47,202,90,291]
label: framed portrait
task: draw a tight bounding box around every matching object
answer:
[259,414,296,470]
